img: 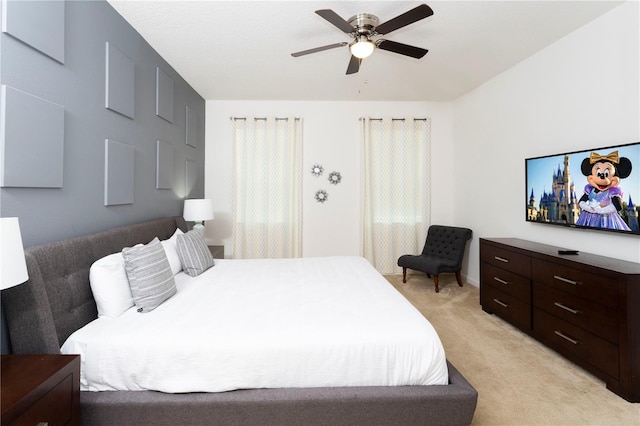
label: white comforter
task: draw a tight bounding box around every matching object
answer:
[62,256,448,393]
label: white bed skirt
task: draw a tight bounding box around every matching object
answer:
[62,256,448,393]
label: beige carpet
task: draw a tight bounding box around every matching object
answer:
[385,273,640,426]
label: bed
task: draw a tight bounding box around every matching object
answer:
[2,216,477,425]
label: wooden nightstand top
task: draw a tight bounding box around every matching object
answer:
[1,354,80,425]
[208,245,224,259]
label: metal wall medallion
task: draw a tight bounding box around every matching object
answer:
[328,171,342,185]
[315,190,328,203]
[311,164,324,177]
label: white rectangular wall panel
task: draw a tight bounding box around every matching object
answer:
[2,0,65,63]
[155,67,173,122]
[104,138,134,206]
[105,42,135,119]
[0,85,64,188]
[156,140,174,190]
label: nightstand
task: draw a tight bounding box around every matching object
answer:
[1,354,80,426]
[208,245,224,259]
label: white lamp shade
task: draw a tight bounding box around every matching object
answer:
[350,39,375,59]
[1,217,29,290]
[183,199,215,222]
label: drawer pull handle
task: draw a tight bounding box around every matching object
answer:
[494,256,509,263]
[554,330,579,345]
[493,298,509,308]
[553,275,578,285]
[493,277,509,285]
[554,302,580,315]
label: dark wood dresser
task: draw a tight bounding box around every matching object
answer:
[1,354,80,425]
[479,237,640,402]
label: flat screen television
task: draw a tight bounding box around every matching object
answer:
[526,141,640,235]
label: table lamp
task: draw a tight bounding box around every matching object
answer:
[183,199,214,236]
[1,217,29,290]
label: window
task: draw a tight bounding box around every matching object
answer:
[362,117,431,273]
[231,117,302,258]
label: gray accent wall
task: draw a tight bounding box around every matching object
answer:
[0,0,205,245]
[0,0,205,352]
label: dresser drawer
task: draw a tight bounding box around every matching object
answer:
[481,244,531,277]
[481,285,531,332]
[2,355,80,426]
[532,259,617,309]
[10,374,74,426]
[533,283,618,343]
[481,262,530,303]
[533,308,618,380]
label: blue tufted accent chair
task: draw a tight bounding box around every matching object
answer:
[397,225,472,292]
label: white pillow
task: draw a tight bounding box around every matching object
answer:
[89,252,135,318]
[161,228,183,275]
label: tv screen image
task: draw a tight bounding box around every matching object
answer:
[526,142,640,235]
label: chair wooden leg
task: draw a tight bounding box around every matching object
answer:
[433,275,439,293]
[402,267,407,283]
[455,271,463,287]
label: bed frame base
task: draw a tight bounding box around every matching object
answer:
[81,361,476,425]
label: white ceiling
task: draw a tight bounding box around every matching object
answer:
[107,0,624,102]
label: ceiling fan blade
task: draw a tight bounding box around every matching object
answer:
[346,55,361,75]
[377,40,428,59]
[315,9,355,33]
[375,4,434,35]
[291,42,348,57]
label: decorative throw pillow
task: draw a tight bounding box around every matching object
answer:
[123,237,176,313]
[89,252,135,318]
[161,228,184,275]
[176,230,215,277]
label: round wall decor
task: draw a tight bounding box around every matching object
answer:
[315,190,328,203]
[328,171,342,185]
[311,164,324,177]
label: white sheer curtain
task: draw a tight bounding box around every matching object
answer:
[362,117,431,274]
[232,117,302,259]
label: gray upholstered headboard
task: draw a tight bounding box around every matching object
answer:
[2,216,187,354]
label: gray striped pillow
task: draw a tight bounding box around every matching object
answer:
[123,237,176,313]
[176,230,215,277]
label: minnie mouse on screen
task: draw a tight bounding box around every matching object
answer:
[576,151,633,231]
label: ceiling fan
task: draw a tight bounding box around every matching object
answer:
[291,4,434,75]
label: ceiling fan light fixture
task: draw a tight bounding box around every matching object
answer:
[350,37,375,59]
[294,5,433,74]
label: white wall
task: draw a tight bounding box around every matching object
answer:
[205,101,454,258]
[204,2,639,282]
[453,1,640,285]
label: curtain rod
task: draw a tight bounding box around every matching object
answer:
[359,117,428,121]
[230,117,301,121]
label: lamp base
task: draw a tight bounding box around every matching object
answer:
[192,222,205,236]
